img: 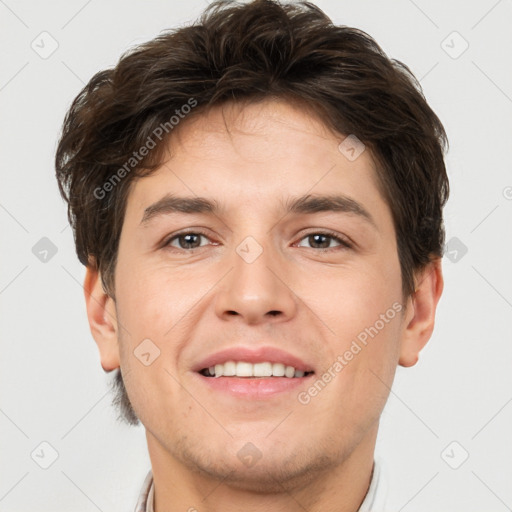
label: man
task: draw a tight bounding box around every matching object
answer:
[55,0,448,510]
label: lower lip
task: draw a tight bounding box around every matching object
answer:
[194,373,314,398]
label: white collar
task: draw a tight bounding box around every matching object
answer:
[358,457,388,511]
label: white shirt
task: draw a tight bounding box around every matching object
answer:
[134,458,387,512]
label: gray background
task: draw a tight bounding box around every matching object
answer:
[1,0,511,511]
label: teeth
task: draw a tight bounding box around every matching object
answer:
[253,362,273,377]
[272,363,285,376]
[284,365,295,378]
[236,361,253,377]
[223,361,236,376]
[204,361,311,378]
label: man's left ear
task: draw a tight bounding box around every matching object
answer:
[399,258,444,367]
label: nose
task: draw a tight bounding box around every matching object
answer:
[214,239,297,325]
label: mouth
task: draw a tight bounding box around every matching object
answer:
[192,347,316,398]
[198,361,314,379]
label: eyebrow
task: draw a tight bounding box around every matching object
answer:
[285,194,376,228]
[140,193,376,229]
[141,195,219,225]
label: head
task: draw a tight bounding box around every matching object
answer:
[56,0,447,491]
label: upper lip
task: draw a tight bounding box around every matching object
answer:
[192,346,315,373]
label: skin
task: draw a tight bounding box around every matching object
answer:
[84,98,443,512]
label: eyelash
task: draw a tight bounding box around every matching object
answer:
[162,229,352,252]
[296,230,352,251]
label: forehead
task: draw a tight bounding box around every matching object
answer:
[165,99,373,175]
[125,98,391,229]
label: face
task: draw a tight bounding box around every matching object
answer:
[102,99,416,490]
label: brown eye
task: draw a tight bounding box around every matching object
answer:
[308,234,331,249]
[166,232,208,249]
[297,232,351,250]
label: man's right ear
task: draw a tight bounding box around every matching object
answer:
[83,266,120,373]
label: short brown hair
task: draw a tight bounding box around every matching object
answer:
[56,0,449,425]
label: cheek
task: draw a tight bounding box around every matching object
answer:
[115,258,184,334]
[113,260,210,382]
[316,305,402,431]
[329,279,403,408]
[114,274,182,427]
[299,249,403,400]
[303,261,401,339]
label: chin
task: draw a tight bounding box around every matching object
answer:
[176,439,339,493]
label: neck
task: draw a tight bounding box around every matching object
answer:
[146,427,377,512]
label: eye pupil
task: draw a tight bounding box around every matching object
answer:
[179,233,201,249]
[309,234,330,248]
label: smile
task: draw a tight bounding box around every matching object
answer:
[199,361,315,378]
